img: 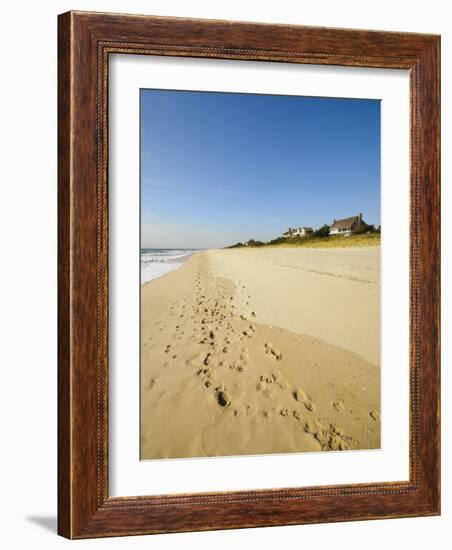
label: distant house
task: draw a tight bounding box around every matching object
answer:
[283,226,314,238]
[329,213,365,236]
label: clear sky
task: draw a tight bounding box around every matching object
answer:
[141,89,380,249]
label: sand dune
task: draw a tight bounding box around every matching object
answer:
[141,247,380,460]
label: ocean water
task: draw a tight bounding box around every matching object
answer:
[140,249,197,284]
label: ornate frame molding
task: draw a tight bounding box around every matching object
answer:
[58,11,440,538]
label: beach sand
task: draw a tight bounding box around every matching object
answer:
[141,247,380,459]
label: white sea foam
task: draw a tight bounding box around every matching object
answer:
[140,249,196,284]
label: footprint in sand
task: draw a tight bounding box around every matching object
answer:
[229,363,246,373]
[256,375,276,399]
[215,389,231,408]
[304,420,354,451]
[260,374,274,384]
[293,388,316,412]
[240,355,249,365]
[264,343,283,361]
[270,370,289,389]
[147,378,157,390]
[332,399,345,412]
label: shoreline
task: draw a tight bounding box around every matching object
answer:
[140,249,199,285]
[141,248,380,460]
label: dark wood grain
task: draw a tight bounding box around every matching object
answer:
[57,10,72,539]
[58,11,440,539]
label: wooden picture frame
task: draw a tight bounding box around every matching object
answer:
[58,11,440,539]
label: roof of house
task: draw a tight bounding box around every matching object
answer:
[330,215,360,230]
[284,226,313,234]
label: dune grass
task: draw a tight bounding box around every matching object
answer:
[268,233,381,249]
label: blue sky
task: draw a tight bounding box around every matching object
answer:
[141,89,380,249]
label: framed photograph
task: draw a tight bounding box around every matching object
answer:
[58,11,440,538]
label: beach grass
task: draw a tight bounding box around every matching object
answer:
[266,233,381,249]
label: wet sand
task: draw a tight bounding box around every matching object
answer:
[141,248,380,459]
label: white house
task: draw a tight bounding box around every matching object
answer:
[329,213,365,236]
[283,226,314,238]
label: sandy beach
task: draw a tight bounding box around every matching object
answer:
[141,247,380,459]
